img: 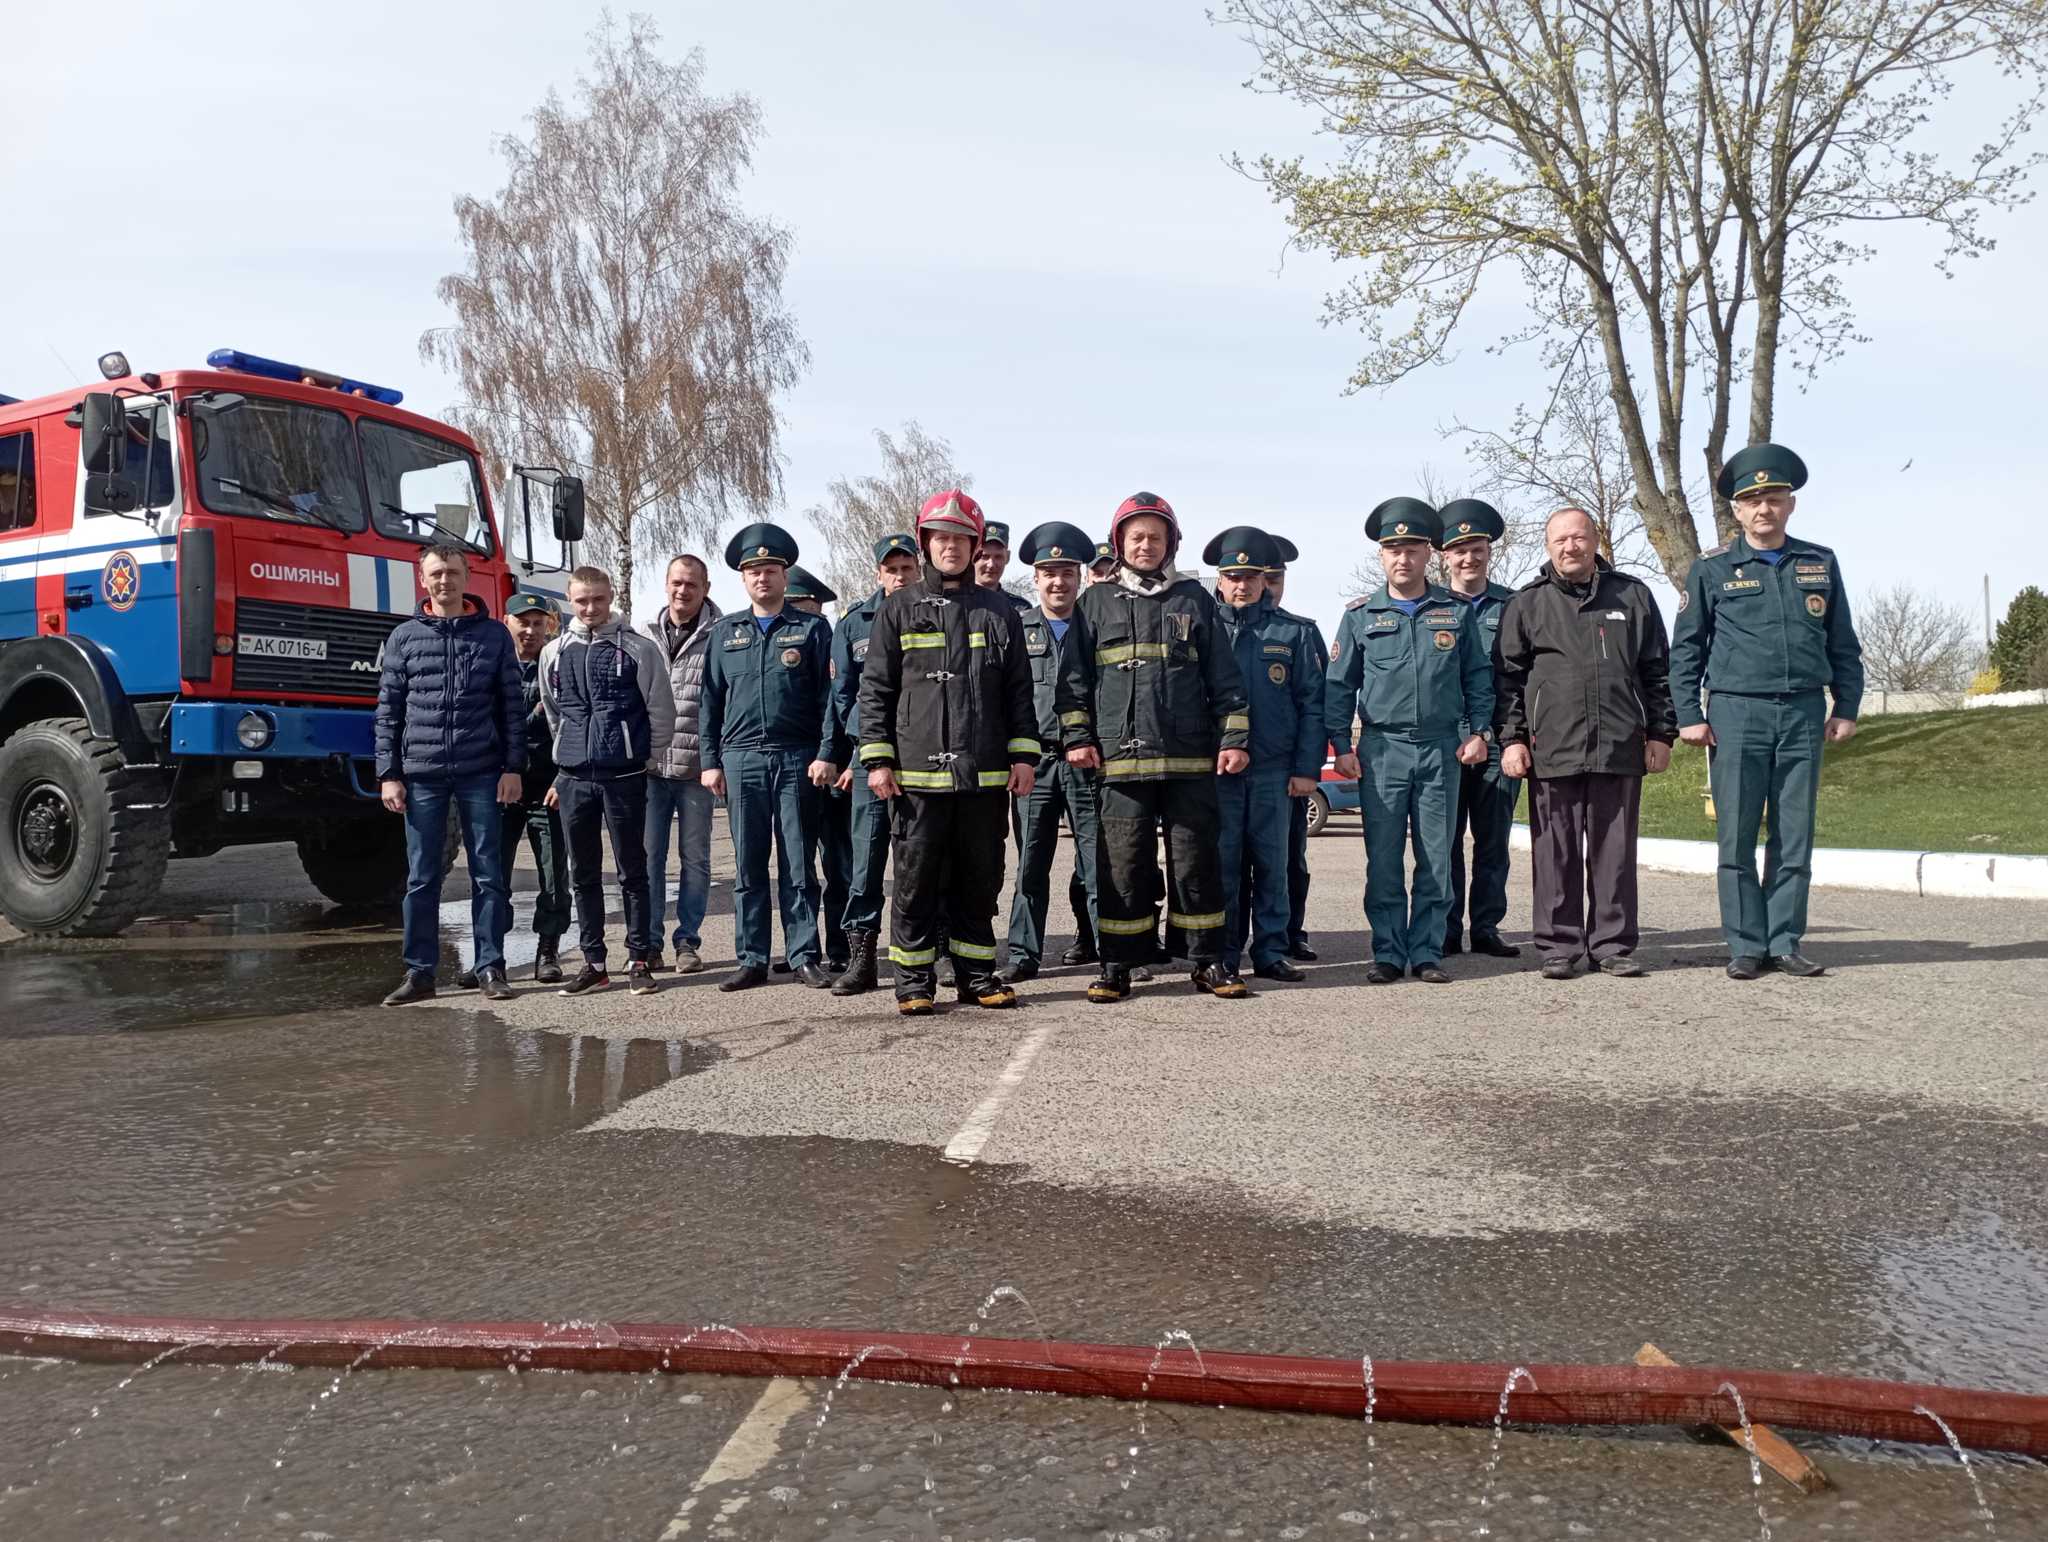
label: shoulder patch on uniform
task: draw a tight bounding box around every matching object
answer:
[1702,543,1730,558]
[1345,595,1372,610]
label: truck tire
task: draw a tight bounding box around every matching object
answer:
[297,817,457,909]
[0,717,171,938]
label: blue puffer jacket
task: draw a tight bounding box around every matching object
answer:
[373,599,526,783]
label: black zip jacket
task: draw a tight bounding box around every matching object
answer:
[1054,574,1250,780]
[855,567,1039,791]
[1493,557,1678,778]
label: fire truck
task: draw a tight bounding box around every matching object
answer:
[0,347,582,937]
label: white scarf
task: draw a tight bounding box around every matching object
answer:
[1113,561,1184,597]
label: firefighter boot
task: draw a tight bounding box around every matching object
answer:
[1192,963,1251,999]
[1086,966,1131,1004]
[831,930,879,997]
[958,971,1017,1009]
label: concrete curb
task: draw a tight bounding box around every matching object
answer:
[1507,826,2048,901]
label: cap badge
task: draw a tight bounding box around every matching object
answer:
[755,545,770,558]
[1395,523,1409,536]
[1049,546,1063,559]
[1236,551,1248,563]
[1753,469,1769,485]
[1459,522,1472,533]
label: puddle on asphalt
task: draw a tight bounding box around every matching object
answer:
[0,1016,720,1303]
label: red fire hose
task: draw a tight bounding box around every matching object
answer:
[5,1305,2044,1458]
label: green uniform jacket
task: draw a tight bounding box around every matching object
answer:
[1019,607,1082,776]
[1669,535,1865,728]
[823,587,884,766]
[1055,575,1250,779]
[699,606,835,770]
[1324,584,1495,752]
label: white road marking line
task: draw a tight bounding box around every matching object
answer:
[657,1376,809,1538]
[943,1021,1055,1166]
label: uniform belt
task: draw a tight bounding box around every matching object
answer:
[1710,688,1825,702]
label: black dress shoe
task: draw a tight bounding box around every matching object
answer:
[1365,962,1403,985]
[771,959,793,974]
[795,961,835,988]
[996,961,1038,984]
[1442,932,1464,956]
[1285,941,1318,962]
[721,965,770,992]
[1726,955,1765,981]
[1191,964,1250,998]
[1253,958,1305,982]
[1411,962,1452,984]
[455,968,480,991]
[1597,955,1647,978]
[1770,952,1827,978]
[1470,933,1523,958]
[1061,942,1098,966]
[478,966,514,1000]
[382,970,437,1007]
[1540,956,1579,981]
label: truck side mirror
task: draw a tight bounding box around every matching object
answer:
[79,392,122,473]
[551,476,586,543]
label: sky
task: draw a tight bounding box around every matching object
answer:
[5,0,2043,640]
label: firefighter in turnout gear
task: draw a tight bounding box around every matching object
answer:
[1325,499,1495,984]
[1055,491,1252,1003]
[998,522,1103,983]
[856,490,1040,1014]
[1204,528,1325,989]
[825,532,922,997]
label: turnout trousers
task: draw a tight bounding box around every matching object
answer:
[842,774,892,936]
[889,790,1010,999]
[559,772,652,969]
[1358,729,1458,969]
[1528,772,1641,963]
[809,784,852,965]
[724,747,821,971]
[1448,750,1522,944]
[1217,770,1291,972]
[1005,762,1102,969]
[1095,776,1225,966]
[1706,689,1827,958]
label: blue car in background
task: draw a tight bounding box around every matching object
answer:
[1308,744,1360,835]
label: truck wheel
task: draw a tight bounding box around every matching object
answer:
[0,718,170,937]
[1304,787,1330,837]
[297,818,458,909]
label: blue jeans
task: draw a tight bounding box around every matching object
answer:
[402,772,509,975]
[646,775,716,951]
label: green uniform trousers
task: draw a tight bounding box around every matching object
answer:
[1005,762,1101,969]
[1359,728,1458,969]
[1706,689,1826,959]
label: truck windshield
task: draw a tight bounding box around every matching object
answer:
[192,393,368,532]
[362,420,494,558]
[192,396,368,532]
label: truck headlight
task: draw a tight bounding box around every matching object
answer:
[236,711,274,750]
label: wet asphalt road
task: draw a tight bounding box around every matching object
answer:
[1,828,2044,1539]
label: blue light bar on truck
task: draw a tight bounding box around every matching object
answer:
[205,348,404,406]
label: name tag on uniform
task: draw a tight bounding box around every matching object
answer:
[1794,562,1831,587]
[1722,578,1763,592]
[1025,628,1049,655]
[1420,609,1459,626]
[724,627,754,648]
[1263,642,1291,656]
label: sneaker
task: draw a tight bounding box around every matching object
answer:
[560,964,611,996]
[1597,955,1647,978]
[642,949,667,974]
[382,970,436,1007]
[673,944,704,975]
[478,966,514,1001]
[1541,956,1580,981]
[628,961,660,995]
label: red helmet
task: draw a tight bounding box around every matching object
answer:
[916,488,984,548]
[1109,490,1180,559]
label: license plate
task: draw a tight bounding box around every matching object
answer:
[238,633,328,661]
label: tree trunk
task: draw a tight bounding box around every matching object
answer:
[1590,292,1703,588]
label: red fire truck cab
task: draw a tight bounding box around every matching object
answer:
[0,347,582,936]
